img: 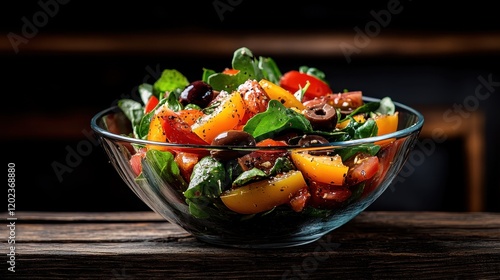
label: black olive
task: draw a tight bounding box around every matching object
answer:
[210,130,256,161]
[303,103,337,131]
[298,135,329,146]
[298,135,334,156]
[179,80,214,108]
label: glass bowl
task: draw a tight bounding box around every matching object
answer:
[91,96,423,248]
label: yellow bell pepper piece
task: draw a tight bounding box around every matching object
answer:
[220,170,307,214]
[192,91,245,144]
[291,152,348,186]
[259,79,306,111]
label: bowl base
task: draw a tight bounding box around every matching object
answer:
[195,234,324,249]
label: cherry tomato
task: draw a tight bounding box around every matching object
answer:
[279,70,332,101]
[144,95,159,114]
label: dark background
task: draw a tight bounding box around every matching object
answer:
[2,1,499,212]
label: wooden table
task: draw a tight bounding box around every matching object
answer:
[3,211,500,279]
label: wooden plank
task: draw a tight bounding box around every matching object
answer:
[1,211,163,222]
[3,211,500,279]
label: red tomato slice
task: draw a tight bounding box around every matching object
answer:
[158,109,208,146]
[176,109,204,126]
[255,138,287,148]
[309,181,352,209]
[288,186,311,212]
[148,106,206,146]
[174,152,200,183]
[279,70,332,101]
[344,154,380,187]
[144,95,159,114]
[363,138,404,197]
[129,148,147,176]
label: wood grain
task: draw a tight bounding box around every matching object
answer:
[2,211,500,279]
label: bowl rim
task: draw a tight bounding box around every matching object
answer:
[90,96,424,150]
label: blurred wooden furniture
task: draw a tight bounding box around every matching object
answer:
[4,211,499,279]
[418,106,486,212]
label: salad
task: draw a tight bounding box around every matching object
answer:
[116,47,399,219]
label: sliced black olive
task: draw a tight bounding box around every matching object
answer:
[303,103,337,131]
[210,130,256,161]
[179,80,214,108]
[298,135,334,156]
[298,135,329,146]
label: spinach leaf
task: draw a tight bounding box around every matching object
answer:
[268,157,295,176]
[354,118,378,139]
[143,149,188,190]
[202,68,216,83]
[206,47,284,92]
[232,168,267,188]
[207,72,249,93]
[138,83,153,105]
[135,97,168,139]
[258,56,282,84]
[232,47,262,80]
[153,69,189,98]
[336,144,381,161]
[117,99,144,138]
[207,47,259,92]
[184,156,227,219]
[299,66,327,83]
[337,116,378,141]
[184,156,226,199]
[165,88,183,112]
[340,101,380,122]
[243,100,313,142]
[374,96,395,115]
[224,160,244,184]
